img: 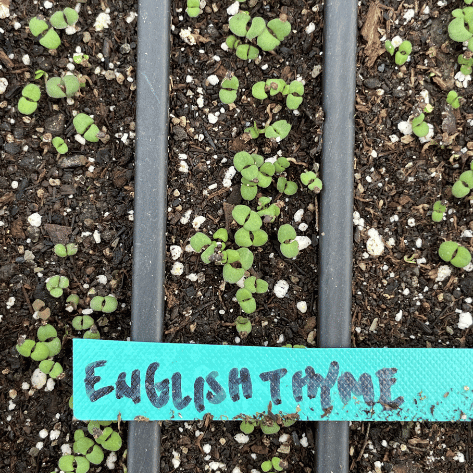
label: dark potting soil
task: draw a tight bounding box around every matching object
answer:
[1,0,473,472]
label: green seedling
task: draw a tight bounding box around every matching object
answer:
[18,84,41,115]
[90,295,118,313]
[233,151,263,181]
[240,418,258,434]
[452,167,473,198]
[222,247,254,283]
[232,205,263,231]
[261,457,285,472]
[234,228,268,247]
[83,325,101,339]
[39,360,64,378]
[72,315,95,330]
[66,294,80,310]
[432,200,447,222]
[35,69,48,80]
[187,0,200,17]
[46,75,80,98]
[300,171,323,193]
[257,162,276,188]
[16,338,36,357]
[236,288,256,314]
[278,224,299,259]
[219,76,239,104]
[190,229,228,264]
[264,120,292,140]
[260,419,280,435]
[95,427,123,451]
[286,80,304,110]
[257,197,281,223]
[226,35,260,60]
[229,12,251,37]
[448,7,473,44]
[54,243,78,257]
[73,113,100,142]
[87,421,113,436]
[32,299,51,320]
[244,276,268,294]
[446,90,461,109]
[52,136,68,154]
[438,241,472,268]
[274,157,290,173]
[73,53,90,64]
[29,17,61,50]
[73,430,105,465]
[385,40,395,56]
[235,315,252,336]
[411,113,429,138]
[458,53,473,75]
[58,455,90,473]
[277,176,298,196]
[246,17,266,40]
[46,275,70,298]
[50,7,79,29]
[30,341,50,361]
[243,121,264,139]
[395,40,412,66]
[37,324,61,356]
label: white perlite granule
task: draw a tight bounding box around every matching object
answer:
[458,312,472,330]
[273,280,289,298]
[366,228,384,256]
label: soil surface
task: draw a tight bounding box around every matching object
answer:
[2,0,473,472]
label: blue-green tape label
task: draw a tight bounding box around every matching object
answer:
[73,339,473,421]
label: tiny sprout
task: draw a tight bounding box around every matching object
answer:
[84,325,101,339]
[73,113,100,142]
[54,243,78,257]
[18,84,41,115]
[234,228,268,247]
[37,324,61,356]
[244,276,268,294]
[274,157,290,173]
[213,228,229,242]
[257,197,280,223]
[385,40,395,56]
[31,342,50,361]
[235,315,252,336]
[439,241,472,268]
[448,9,473,43]
[452,169,473,198]
[286,80,304,110]
[73,53,90,64]
[187,0,200,17]
[232,205,263,231]
[219,76,239,104]
[411,113,429,138]
[29,17,61,49]
[90,295,118,313]
[267,17,291,41]
[240,418,257,434]
[432,200,447,222]
[458,53,473,75]
[256,162,275,188]
[278,224,299,259]
[190,233,212,252]
[39,360,64,378]
[46,275,70,298]
[447,90,461,109]
[66,294,80,310]
[300,171,323,193]
[264,120,291,140]
[52,136,68,154]
[246,17,266,40]
[260,419,280,435]
[240,179,258,201]
[58,455,90,473]
[46,75,80,98]
[252,81,268,100]
[35,69,47,80]
[236,288,256,314]
[395,40,412,66]
[72,315,95,330]
[277,177,298,196]
[266,79,286,96]
[262,457,284,472]
[16,338,36,357]
[95,427,123,451]
[229,12,251,37]
[50,7,79,29]
[73,431,105,465]
[234,151,260,181]
[222,247,254,283]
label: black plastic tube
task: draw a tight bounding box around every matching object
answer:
[127,0,171,471]
[316,0,357,472]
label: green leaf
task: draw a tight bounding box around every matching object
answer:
[16,339,36,357]
[229,12,251,37]
[240,183,258,201]
[278,224,297,243]
[252,81,268,100]
[251,229,268,247]
[236,288,256,314]
[52,137,68,154]
[257,28,280,51]
[267,18,291,41]
[39,28,61,50]
[274,157,290,173]
[29,17,48,36]
[213,228,228,242]
[451,246,472,268]
[246,17,266,40]
[223,265,245,284]
[84,124,100,142]
[438,241,458,262]
[238,247,254,269]
[385,40,395,55]
[266,78,286,96]
[448,17,473,42]
[74,113,95,134]
[190,233,212,252]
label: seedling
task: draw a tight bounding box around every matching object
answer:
[458,53,473,75]
[46,75,80,98]
[35,69,48,80]
[226,35,259,60]
[448,7,473,45]
[452,167,473,198]
[50,7,79,29]
[232,205,263,231]
[385,40,395,56]
[222,247,254,283]
[263,120,291,140]
[277,177,298,196]
[72,315,95,330]
[73,430,105,465]
[233,151,263,181]
[257,197,281,223]
[94,427,123,451]
[90,295,118,313]
[257,162,276,188]
[411,113,429,138]
[274,157,290,173]
[252,79,304,110]
[16,337,50,361]
[395,40,412,66]
[58,455,90,473]
[73,53,90,64]
[286,80,304,110]
[32,299,51,320]
[235,315,252,336]
[190,229,229,264]
[260,418,280,435]
[83,325,101,339]
[18,84,41,115]
[244,276,268,294]
[219,76,239,104]
[236,288,256,314]
[432,200,447,222]
[29,17,61,50]
[37,324,61,356]
[261,457,285,472]
[52,136,68,154]
[446,90,461,109]
[438,241,472,268]
[186,0,200,17]
[240,418,258,434]
[73,113,100,142]
[234,227,268,247]
[278,224,299,259]
[66,294,80,310]
[39,360,64,378]
[54,243,78,257]
[300,171,323,193]
[46,275,70,298]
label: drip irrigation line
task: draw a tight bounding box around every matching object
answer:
[128,0,171,471]
[317,0,358,472]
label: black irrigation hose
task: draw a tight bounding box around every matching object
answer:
[128,0,171,471]
[316,0,357,472]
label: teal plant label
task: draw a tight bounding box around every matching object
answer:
[73,339,473,421]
